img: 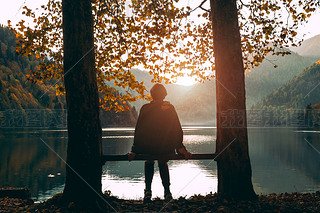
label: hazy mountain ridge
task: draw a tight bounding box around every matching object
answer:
[250,60,320,128]
[129,69,216,125]
[251,34,320,110]
[291,34,320,58]
[175,81,216,125]
[174,49,313,124]
[130,69,193,108]
[252,60,320,110]
[130,54,316,125]
[245,50,316,107]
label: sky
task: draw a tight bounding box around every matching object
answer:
[296,13,320,40]
[0,0,46,26]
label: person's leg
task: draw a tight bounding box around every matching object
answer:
[158,159,172,200]
[144,160,154,202]
[145,160,154,191]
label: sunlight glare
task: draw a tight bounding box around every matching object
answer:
[175,76,197,86]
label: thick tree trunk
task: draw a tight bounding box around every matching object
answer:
[210,0,256,199]
[62,0,103,207]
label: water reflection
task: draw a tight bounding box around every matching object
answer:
[0,127,320,202]
[249,128,320,194]
[0,130,67,201]
[102,161,217,199]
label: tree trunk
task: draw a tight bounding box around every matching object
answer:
[62,0,103,207]
[210,0,256,199]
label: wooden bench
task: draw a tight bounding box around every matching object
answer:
[102,153,217,163]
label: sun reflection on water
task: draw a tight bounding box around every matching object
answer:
[183,135,215,144]
[102,161,217,200]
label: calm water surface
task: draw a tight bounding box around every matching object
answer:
[0,127,319,201]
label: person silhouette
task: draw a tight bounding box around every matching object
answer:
[128,83,191,203]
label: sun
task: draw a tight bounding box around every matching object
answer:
[175,76,197,86]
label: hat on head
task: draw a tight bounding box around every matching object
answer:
[150,83,167,100]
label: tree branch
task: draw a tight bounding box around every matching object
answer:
[239,0,250,7]
[190,0,210,13]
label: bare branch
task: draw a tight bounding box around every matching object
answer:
[200,6,210,13]
[190,0,210,13]
[239,0,250,7]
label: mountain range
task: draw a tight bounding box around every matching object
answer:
[251,34,320,111]
[245,50,316,107]
[291,34,320,58]
[250,60,320,128]
[132,34,320,125]
[252,60,320,110]
[126,68,216,125]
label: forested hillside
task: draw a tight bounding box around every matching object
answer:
[249,60,320,128]
[245,51,316,107]
[252,60,320,110]
[0,25,65,112]
[0,26,137,127]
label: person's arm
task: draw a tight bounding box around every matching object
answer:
[127,152,136,161]
[129,105,146,161]
[170,105,192,159]
[177,147,192,160]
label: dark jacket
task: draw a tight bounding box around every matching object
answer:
[131,100,184,155]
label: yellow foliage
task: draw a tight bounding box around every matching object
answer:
[55,84,65,96]
[9,0,317,111]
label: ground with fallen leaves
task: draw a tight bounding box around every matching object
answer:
[1,191,320,212]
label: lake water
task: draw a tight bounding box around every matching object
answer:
[0,127,320,202]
